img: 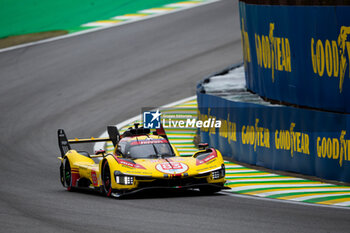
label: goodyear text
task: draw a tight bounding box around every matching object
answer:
[255,23,292,82]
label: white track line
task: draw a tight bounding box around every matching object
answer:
[225,170,262,174]
[112,15,147,20]
[290,193,350,202]
[253,188,350,197]
[227,184,334,192]
[221,192,350,210]
[228,178,307,182]
[334,201,350,206]
[225,174,279,178]
[139,9,173,14]
[0,0,219,53]
[225,165,244,168]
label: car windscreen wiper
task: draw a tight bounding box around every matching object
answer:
[159,153,175,158]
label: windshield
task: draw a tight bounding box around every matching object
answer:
[124,143,174,159]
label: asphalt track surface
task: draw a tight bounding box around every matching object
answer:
[0,1,349,232]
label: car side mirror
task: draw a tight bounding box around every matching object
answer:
[198,143,209,150]
[116,149,124,157]
[95,149,106,156]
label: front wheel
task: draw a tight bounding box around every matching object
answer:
[63,158,73,191]
[59,163,65,187]
[102,161,112,197]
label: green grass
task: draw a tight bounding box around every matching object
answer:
[0,0,180,38]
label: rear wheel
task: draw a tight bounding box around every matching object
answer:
[102,161,112,197]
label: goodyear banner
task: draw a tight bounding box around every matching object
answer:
[197,92,350,183]
[240,0,350,113]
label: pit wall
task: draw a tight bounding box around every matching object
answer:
[239,0,350,113]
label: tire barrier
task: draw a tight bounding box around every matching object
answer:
[239,0,350,113]
[197,65,350,183]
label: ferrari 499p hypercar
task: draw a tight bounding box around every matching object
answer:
[58,124,227,197]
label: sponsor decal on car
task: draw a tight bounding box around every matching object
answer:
[166,157,186,162]
[130,139,168,145]
[196,149,218,165]
[155,162,189,174]
[196,154,217,165]
[115,157,146,169]
[91,170,98,186]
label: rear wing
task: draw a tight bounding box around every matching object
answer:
[58,126,120,157]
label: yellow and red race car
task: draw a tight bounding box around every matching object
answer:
[58,124,227,197]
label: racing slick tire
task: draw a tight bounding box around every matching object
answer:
[101,160,112,197]
[63,158,74,191]
[59,163,65,187]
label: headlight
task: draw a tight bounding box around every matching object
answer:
[114,171,134,185]
[212,165,225,179]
